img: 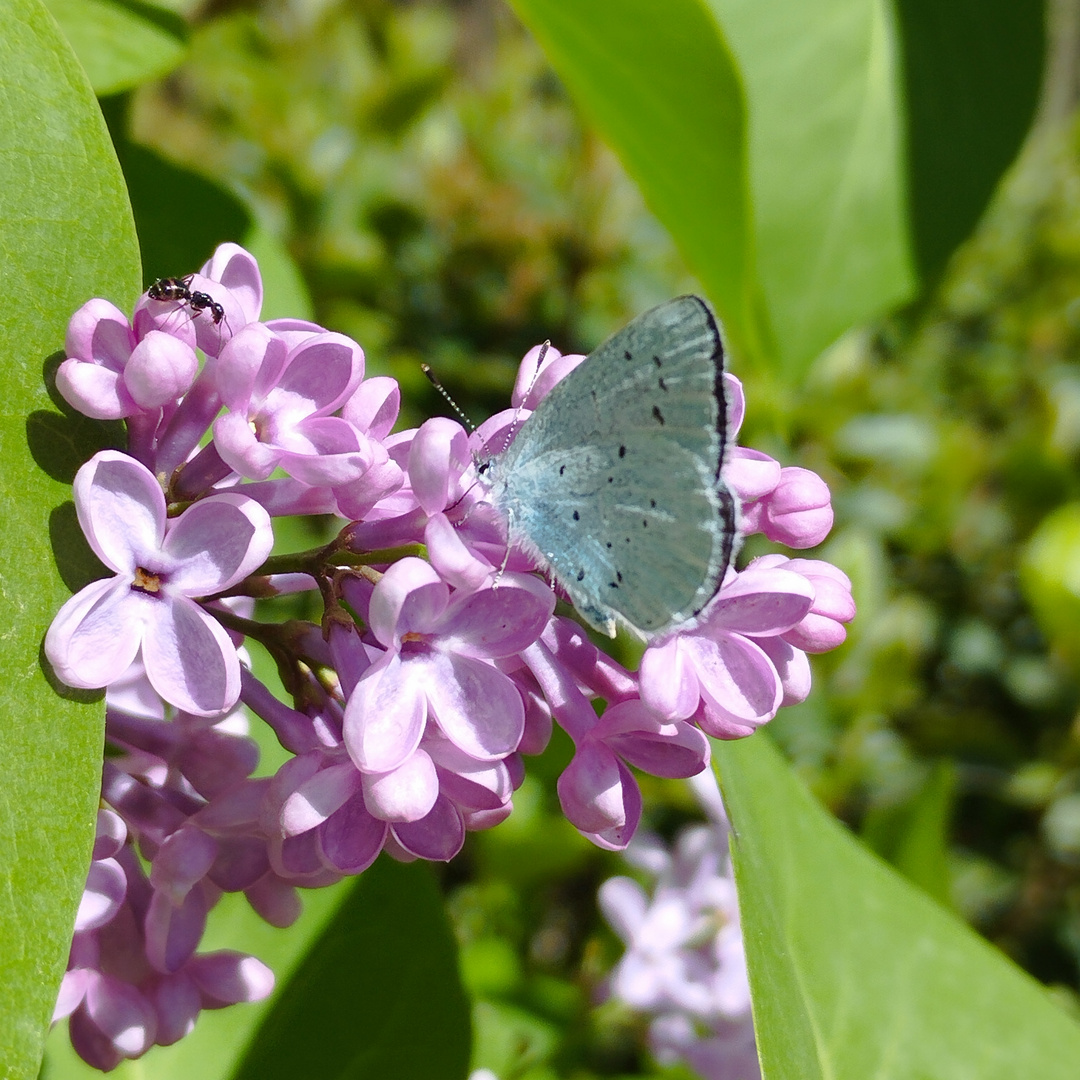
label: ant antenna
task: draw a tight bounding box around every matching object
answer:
[422,364,476,432]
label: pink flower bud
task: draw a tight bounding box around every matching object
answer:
[760,467,834,548]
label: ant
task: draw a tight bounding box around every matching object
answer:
[147,275,226,326]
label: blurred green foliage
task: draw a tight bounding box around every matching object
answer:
[39,0,1080,1073]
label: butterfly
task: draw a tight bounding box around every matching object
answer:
[483,295,737,638]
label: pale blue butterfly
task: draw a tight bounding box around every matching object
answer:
[483,295,737,638]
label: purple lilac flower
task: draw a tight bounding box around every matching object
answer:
[53,700,275,1069]
[599,771,760,1080]
[45,450,274,716]
[47,244,852,1065]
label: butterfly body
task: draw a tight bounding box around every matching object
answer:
[484,295,736,638]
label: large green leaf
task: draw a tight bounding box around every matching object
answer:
[44,0,187,96]
[716,734,1080,1078]
[706,0,916,377]
[0,0,140,1075]
[892,0,1044,280]
[229,859,471,1080]
[505,0,765,365]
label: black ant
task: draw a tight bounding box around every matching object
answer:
[147,275,226,325]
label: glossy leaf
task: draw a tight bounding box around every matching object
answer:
[716,733,1080,1078]
[892,0,1045,280]
[44,0,187,96]
[707,0,916,376]
[505,0,765,364]
[229,859,471,1080]
[0,0,140,1074]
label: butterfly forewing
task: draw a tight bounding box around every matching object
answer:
[489,296,735,637]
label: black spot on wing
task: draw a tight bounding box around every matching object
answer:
[572,510,579,521]
[618,445,626,458]
[652,405,665,425]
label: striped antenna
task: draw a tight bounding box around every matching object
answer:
[422,364,475,432]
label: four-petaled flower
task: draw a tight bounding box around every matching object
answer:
[46,450,274,716]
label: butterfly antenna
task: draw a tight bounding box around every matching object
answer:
[497,340,549,457]
[422,364,476,432]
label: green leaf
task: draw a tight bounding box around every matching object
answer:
[716,733,1080,1078]
[705,0,917,377]
[892,0,1044,280]
[243,220,314,323]
[99,96,253,287]
[505,0,765,365]
[229,859,471,1080]
[861,758,956,906]
[0,0,140,1074]
[44,0,187,96]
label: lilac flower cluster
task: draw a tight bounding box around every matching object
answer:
[47,244,853,1067]
[599,772,759,1080]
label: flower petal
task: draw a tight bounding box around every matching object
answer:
[408,417,471,516]
[424,512,493,590]
[639,637,700,721]
[281,762,363,835]
[723,447,781,503]
[75,858,127,932]
[436,573,554,658]
[318,791,387,874]
[391,794,465,861]
[215,322,286,410]
[683,632,782,728]
[56,359,134,419]
[275,331,365,415]
[187,950,276,1006]
[66,297,134,366]
[425,651,524,760]
[142,596,241,716]
[362,748,439,822]
[754,635,812,706]
[81,974,157,1059]
[45,578,145,690]
[366,557,448,646]
[343,375,400,439]
[213,410,282,480]
[164,493,274,596]
[74,450,166,573]
[343,653,426,772]
[145,884,208,973]
[702,567,814,636]
[123,330,198,408]
[279,417,373,486]
[557,740,626,834]
[201,242,264,325]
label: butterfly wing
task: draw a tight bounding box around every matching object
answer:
[490,295,735,637]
